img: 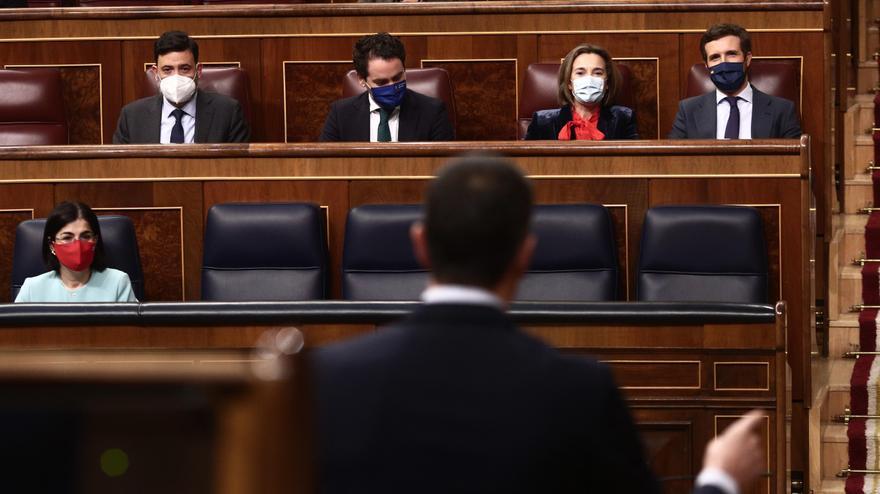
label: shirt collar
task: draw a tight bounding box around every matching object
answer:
[421,284,504,309]
[716,83,753,104]
[162,92,198,119]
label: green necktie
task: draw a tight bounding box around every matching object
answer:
[377,108,391,142]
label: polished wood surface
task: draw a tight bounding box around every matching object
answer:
[0,306,785,494]
[0,0,829,236]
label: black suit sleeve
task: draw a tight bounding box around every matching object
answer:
[429,100,455,141]
[524,112,548,140]
[621,108,640,139]
[668,100,689,138]
[227,101,250,143]
[112,107,131,144]
[777,99,802,138]
[319,100,341,142]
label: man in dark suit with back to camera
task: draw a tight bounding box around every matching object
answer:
[113,31,249,144]
[310,154,765,494]
[669,23,801,139]
[319,32,454,142]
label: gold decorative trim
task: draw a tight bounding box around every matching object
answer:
[599,359,701,389]
[603,203,629,298]
[421,58,519,127]
[4,63,104,145]
[281,60,351,144]
[713,361,771,391]
[0,29,825,44]
[0,173,804,185]
[93,206,186,301]
[320,205,330,251]
[0,208,36,218]
[613,57,661,138]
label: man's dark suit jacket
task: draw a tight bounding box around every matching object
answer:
[524,104,640,140]
[112,89,250,144]
[668,85,801,139]
[318,89,454,142]
[311,303,662,494]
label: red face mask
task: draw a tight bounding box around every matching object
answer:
[53,239,96,272]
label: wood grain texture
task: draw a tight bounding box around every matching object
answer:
[58,65,102,144]
[283,62,350,142]
[0,210,36,302]
[423,59,517,140]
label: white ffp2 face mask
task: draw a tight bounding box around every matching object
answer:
[159,74,197,105]
[572,75,605,105]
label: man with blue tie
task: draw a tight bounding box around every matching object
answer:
[113,31,249,144]
[668,23,801,139]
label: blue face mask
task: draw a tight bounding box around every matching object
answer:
[369,80,407,111]
[709,61,747,93]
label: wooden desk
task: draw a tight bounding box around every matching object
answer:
[0,0,830,234]
[0,301,784,494]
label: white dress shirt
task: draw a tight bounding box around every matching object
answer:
[421,284,504,309]
[160,94,197,144]
[368,92,400,142]
[715,83,753,139]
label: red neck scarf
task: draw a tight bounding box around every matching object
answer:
[558,107,605,141]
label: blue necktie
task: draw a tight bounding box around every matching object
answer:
[170,108,185,144]
[723,96,740,139]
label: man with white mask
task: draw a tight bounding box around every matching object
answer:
[113,31,249,144]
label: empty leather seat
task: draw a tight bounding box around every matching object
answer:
[12,215,145,300]
[142,65,252,124]
[686,59,801,114]
[637,205,768,303]
[342,68,457,130]
[517,62,634,139]
[342,204,426,301]
[201,203,327,301]
[0,69,68,145]
[517,204,618,301]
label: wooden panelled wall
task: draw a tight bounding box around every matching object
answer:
[0,1,829,227]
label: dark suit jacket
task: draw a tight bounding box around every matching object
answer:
[112,89,250,144]
[524,104,640,140]
[668,85,801,139]
[311,303,661,494]
[319,89,455,142]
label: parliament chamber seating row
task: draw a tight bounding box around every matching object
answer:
[11,202,770,304]
[24,0,312,6]
[0,57,801,145]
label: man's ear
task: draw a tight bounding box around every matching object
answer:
[513,233,537,276]
[410,222,432,270]
[151,64,160,82]
[744,52,752,70]
[196,63,203,79]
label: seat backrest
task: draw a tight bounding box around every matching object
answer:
[517,62,634,139]
[342,68,457,130]
[342,204,426,301]
[517,204,618,301]
[637,205,768,303]
[201,203,327,301]
[142,66,252,124]
[11,215,145,301]
[0,69,68,146]
[685,59,801,114]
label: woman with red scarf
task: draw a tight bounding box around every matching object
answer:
[525,44,639,141]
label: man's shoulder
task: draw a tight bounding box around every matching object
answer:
[198,90,241,109]
[752,86,796,109]
[678,91,714,110]
[329,92,368,110]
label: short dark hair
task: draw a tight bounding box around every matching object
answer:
[424,154,533,289]
[700,23,751,62]
[154,30,199,64]
[353,32,406,79]
[42,201,108,274]
[558,43,620,108]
